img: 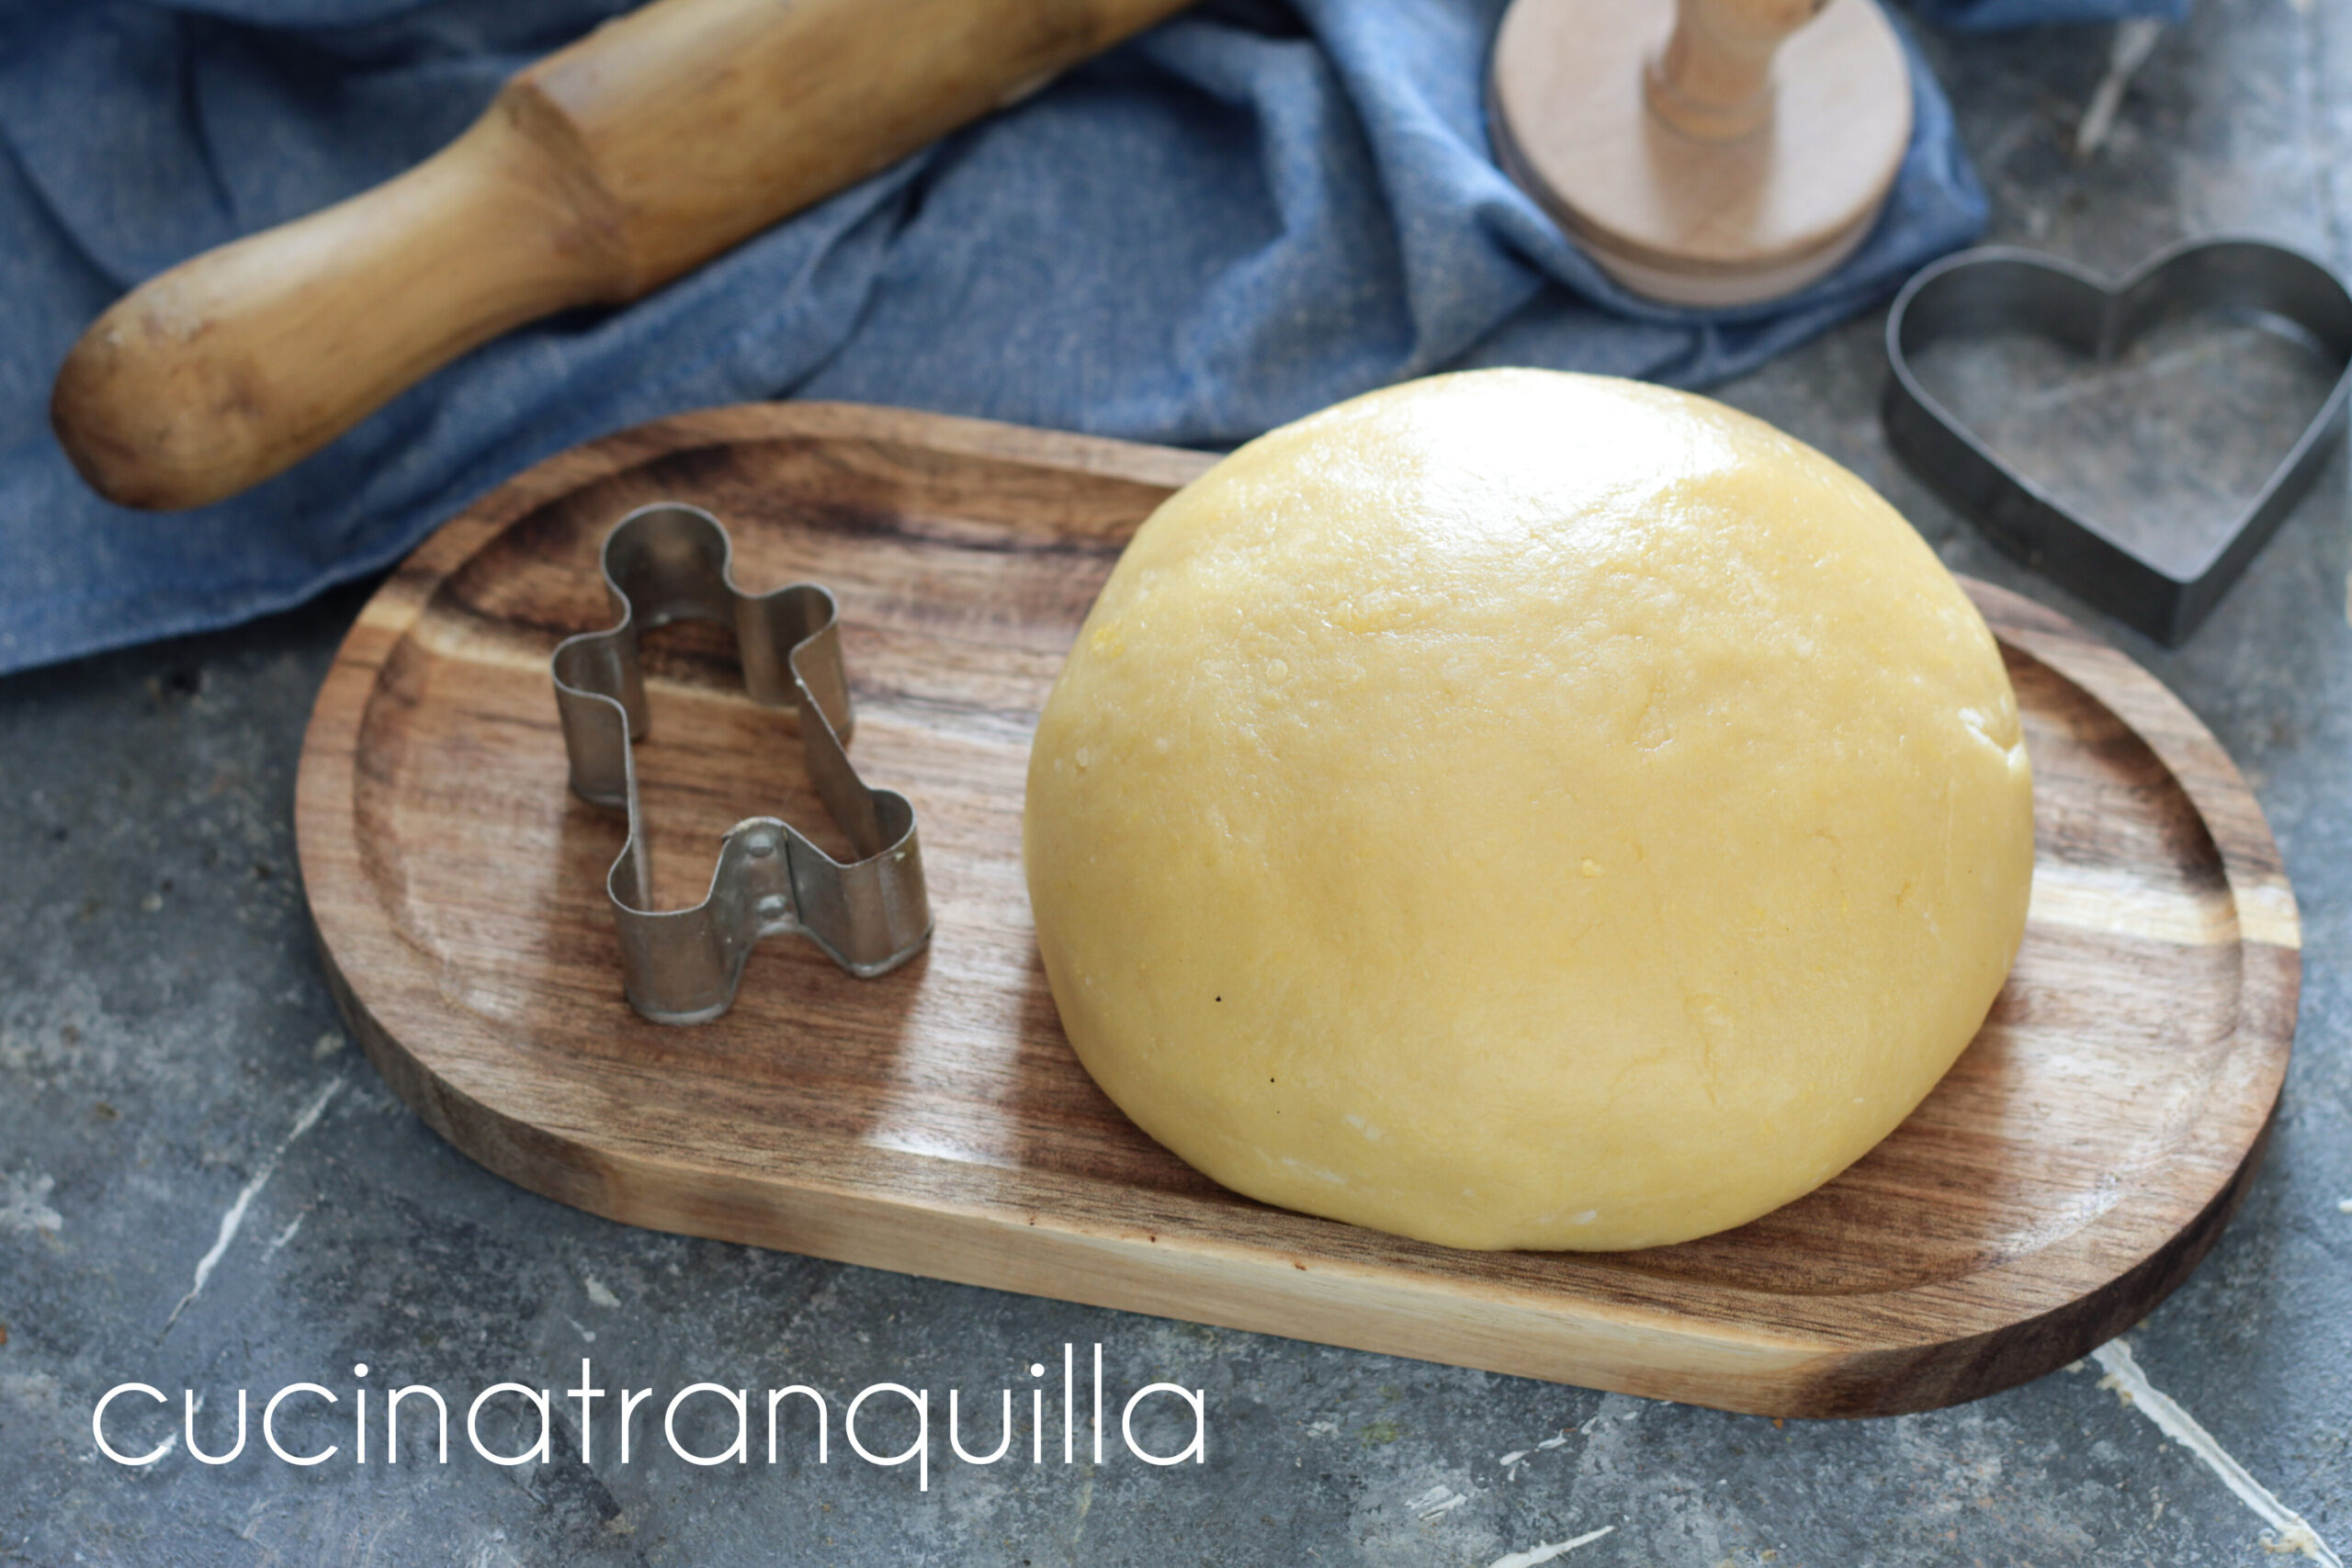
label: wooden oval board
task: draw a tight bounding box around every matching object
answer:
[297,402,2300,1417]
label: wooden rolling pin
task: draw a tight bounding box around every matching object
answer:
[51,0,1193,511]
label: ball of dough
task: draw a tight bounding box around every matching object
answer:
[1023,369,2033,1251]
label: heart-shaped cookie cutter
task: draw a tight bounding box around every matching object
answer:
[1883,236,2352,645]
[551,503,931,1024]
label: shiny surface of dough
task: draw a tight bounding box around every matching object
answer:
[1023,369,2034,1251]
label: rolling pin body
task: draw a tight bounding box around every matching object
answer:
[51,0,1190,511]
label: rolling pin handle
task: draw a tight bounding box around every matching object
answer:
[50,99,624,512]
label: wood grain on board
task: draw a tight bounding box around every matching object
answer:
[295,401,2299,1417]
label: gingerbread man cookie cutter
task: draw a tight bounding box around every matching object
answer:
[551,502,931,1024]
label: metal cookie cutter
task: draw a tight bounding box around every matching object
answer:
[1884,236,2352,646]
[551,503,930,1024]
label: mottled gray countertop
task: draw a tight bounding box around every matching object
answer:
[6,5,2352,1563]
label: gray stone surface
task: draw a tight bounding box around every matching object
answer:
[6,3,2352,1562]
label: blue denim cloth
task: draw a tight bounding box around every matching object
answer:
[1929,0,2182,30]
[0,0,2150,672]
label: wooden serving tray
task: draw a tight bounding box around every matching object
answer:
[297,402,2301,1417]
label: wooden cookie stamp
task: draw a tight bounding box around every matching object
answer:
[1490,0,1913,305]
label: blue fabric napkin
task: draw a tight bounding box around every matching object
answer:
[0,0,2152,673]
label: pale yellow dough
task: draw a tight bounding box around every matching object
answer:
[1023,369,2033,1251]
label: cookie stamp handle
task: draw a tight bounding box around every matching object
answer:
[1645,0,1833,142]
[49,0,1192,513]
